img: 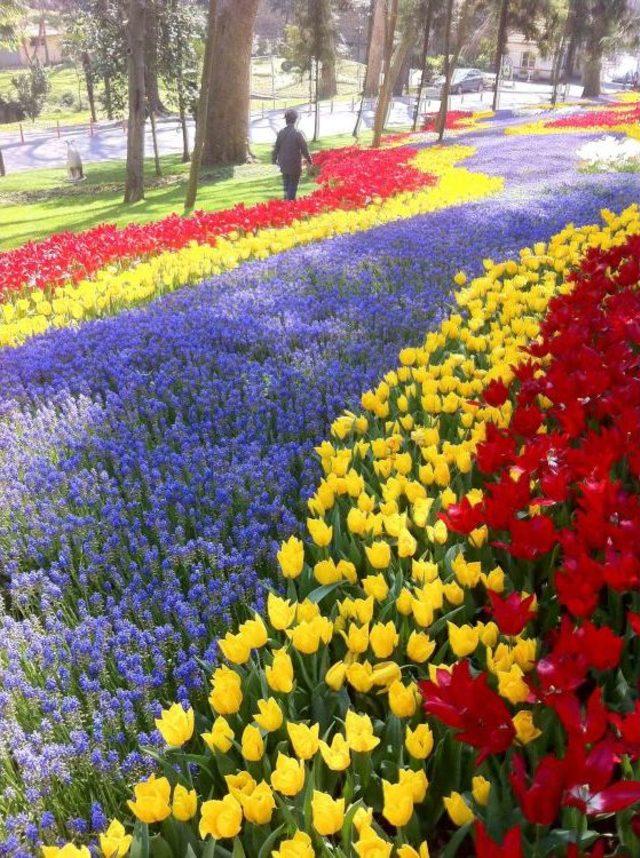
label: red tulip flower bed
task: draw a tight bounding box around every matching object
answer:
[422,110,474,132]
[547,102,640,130]
[423,234,640,856]
[0,144,435,299]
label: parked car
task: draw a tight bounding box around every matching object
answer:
[427,67,485,97]
[482,70,497,88]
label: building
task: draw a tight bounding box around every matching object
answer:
[0,24,63,69]
[504,32,583,83]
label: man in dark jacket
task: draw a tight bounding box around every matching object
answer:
[272,109,312,201]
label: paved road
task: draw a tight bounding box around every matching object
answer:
[0,81,616,175]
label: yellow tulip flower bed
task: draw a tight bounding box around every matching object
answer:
[43,205,640,857]
[0,146,503,349]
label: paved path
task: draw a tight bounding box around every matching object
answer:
[0,81,598,174]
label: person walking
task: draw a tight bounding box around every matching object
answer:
[272,109,312,201]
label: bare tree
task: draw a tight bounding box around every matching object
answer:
[492,0,509,110]
[201,0,260,166]
[412,0,435,130]
[371,0,399,147]
[363,0,386,96]
[317,0,338,98]
[184,0,218,211]
[436,0,480,141]
[123,0,146,203]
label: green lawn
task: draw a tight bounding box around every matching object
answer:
[0,57,365,134]
[0,64,91,129]
[0,131,374,250]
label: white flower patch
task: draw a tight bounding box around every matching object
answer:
[577,135,640,171]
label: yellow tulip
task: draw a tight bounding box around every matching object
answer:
[272,831,315,858]
[199,794,242,839]
[497,664,530,704]
[98,820,132,858]
[267,593,296,630]
[311,790,345,836]
[340,622,369,654]
[399,768,429,803]
[447,622,480,658]
[512,709,542,744]
[345,710,380,752]
[354,826,393,857]
[443,792,474,826]
[369,621,399,659]
[154,702,194,748]
[172,784,197,821]
[405,723,434,759]
[397,527,418,558]
[265,648,294,693]
[42,847,91,858]
[319,732,351,771]
[353,806,374,833]
[239,615,268,648]
[397,843,430,858]
[287,721,320,760]
[238,781,276,825]
[201,716,234,754]
[406,630,436,663]
[277,535,305,578]
[307,517,333,547]
[271,752,306,796]
[253,697,284,732]
[472,775,490,807]
[127,774,172,824]
[224,771,256,799]
[388,680,418,718]
[395,588,413,615]
[218,630,252,665]
[362,573,389,601]
[241,725,264,761]
[346,660,375,692]
[209,665,243,715]
[325,660,347,690]
[365,540,391,569]
[381,778,414,827]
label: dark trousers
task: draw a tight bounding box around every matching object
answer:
[282,172,300,201]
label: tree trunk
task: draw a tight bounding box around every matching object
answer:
[562,0,579,85]
[177,69,190,162]
[363,0,386,98]
[39,5,50,66]
[372,27,415,146]
[0,148,5,178]
[412,0,434,131]
[124,0,147,204]
[149,105,162,176]
[372,0,399,148]
[319,59,337,99]
[492,0,509,111]
[82,51,97,123]
[393,50,411,97]
[201,0,260,167]
[317,0,337,99]
[145,0,168,115]
[550,35,565,106]
[104,74,114,120]
[582,39,603,98]
[436,0,455,141]
[185,0,219,211]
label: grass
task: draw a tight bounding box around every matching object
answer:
[0,130,375,250]
[0,65,91,128]
[0,58,365,135]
